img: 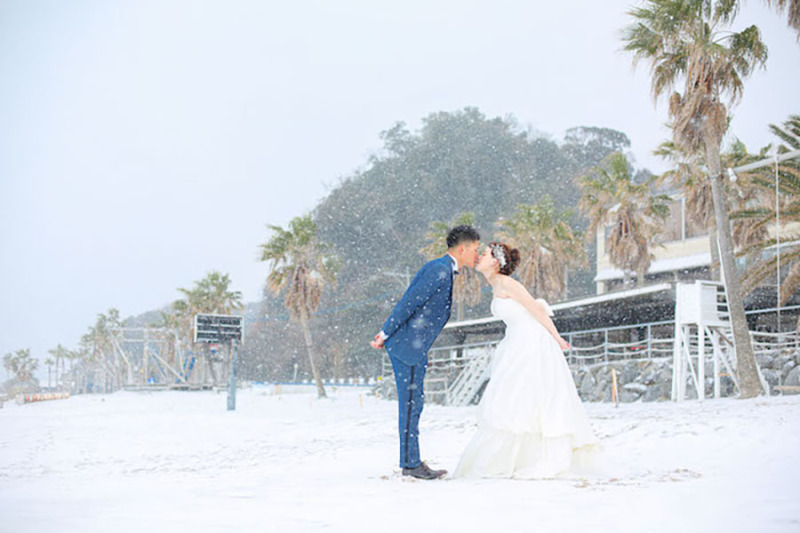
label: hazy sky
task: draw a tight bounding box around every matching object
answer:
[1,1,798,371]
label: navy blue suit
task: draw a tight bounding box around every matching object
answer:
[381,255,454,469]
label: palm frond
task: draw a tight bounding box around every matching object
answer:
[498,196,584,300]
[259,214,339,322]
[764,0,800,40]
[578,152,669,284]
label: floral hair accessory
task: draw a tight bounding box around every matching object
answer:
[490,244,507,268]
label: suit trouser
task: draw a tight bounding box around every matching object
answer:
[389,355,428,469]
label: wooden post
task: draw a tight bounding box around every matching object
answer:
[611,368,619,407]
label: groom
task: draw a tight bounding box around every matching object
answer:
[370,225,480,479]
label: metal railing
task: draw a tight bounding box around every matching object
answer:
[562,320,676,365]
[381,307,799,404]
[751,330,800,357]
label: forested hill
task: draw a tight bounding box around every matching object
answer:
[316,108,634,287]
[242,107,642,381]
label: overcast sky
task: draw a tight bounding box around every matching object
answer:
[1,0,798,370]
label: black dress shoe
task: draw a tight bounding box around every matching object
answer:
[402,461,447,480]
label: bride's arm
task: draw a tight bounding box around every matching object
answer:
[503,277,570,350]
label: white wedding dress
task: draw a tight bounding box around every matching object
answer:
[454,297,600,479]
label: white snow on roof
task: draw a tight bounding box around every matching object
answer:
[444,283,674,329]
[594,253,711,282]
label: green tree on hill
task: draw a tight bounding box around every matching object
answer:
[244,108,643,383]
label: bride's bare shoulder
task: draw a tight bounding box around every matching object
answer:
[494,275,524,297]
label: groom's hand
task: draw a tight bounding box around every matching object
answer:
[370,333,385,349]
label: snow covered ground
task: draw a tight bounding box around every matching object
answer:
[1,384,799,533]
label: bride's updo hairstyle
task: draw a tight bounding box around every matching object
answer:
[489,242,521,276]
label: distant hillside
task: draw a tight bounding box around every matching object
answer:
[240,108,643,383]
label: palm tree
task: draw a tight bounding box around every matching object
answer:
[260,214,338,399]
[732,115,800,305]
[64,347,88,392]
[654,139,767,278]
[47,343,70,389]
[578,152,671,288]
[420,212,482,320]
[2,348,39,383]
[654,140,721,276]
[178,271,243,316]
[155,309,185,376]
[80,309,123,392]
[44,358,55,388]
[496,196,586,302]
[764,0,800,40]
[622,0,768,397]
[724,140,776,253]
[168,271,244,384]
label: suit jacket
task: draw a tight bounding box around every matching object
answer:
[381,255,454,365]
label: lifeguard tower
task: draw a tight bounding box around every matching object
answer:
[671,280,769,401]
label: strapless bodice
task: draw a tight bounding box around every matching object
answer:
[490,297,542,332]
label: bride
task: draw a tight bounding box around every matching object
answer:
[454,242,600,479]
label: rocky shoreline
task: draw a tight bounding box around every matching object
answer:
[570,348,800,402]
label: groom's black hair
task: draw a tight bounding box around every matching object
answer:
[446,225,480,248]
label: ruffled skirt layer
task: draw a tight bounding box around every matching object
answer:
[454,324,601,479]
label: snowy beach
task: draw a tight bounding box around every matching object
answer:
[1,386,799,533]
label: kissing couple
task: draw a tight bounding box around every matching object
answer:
[370,225,600,480]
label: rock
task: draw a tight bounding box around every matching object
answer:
[641,370,658,385]
[623,382,649,394]
[756,354,775,369]
[785,366,800,387]
[622,366,639,384]
[592,379,609,402]
[719,374,737,397]
[762,369,780,388]
[602,386,613,402]
[782,360,796,376]
[619,390,641,403]
[643,383,671,402]
[639,361,657,373]
[579,372,596,397]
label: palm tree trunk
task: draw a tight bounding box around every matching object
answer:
[705,140,762,398]
[708,226,720,281]
[300,317,327,399]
